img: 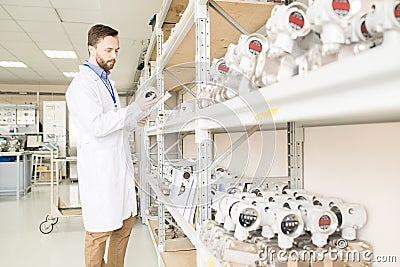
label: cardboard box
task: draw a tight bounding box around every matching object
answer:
[40,172,57,181]
[37,166,49,171]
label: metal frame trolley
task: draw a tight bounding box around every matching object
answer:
[39,154,81,234]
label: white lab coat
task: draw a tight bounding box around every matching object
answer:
[66,65,142,232]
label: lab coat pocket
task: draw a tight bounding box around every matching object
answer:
[78,141,112,186]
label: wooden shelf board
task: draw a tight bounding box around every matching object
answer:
[165,0,189,24]
[60,208,82,216]
[150,0,190,61]
[164,62,196,92]
[161,250,197,267]
[149,219,158,241]
[151,1,277,65]
[148,219,196,251]
[166,0,277,67]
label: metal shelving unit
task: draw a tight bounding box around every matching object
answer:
[138,0,400,266]
[139,1,279,266]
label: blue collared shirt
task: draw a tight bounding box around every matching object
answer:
[83,61,117,108]
[84,61,110,86]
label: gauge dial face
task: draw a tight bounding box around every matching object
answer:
[239,208,258,228]
[395,3,400,24]
[248,39,263,55]
[332,0,350,16]
[289,11,305,31]
[318,214,332,231]
[183,172,190,179]
[217,62,229,74]
[281,214,300,235]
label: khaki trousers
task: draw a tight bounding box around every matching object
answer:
[85,216,136,267]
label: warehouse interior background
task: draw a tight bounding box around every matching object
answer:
[1,0,399,266]
[0,0,162,105]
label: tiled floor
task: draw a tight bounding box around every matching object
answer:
[0,183,158,267]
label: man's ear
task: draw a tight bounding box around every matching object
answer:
[88,45,96,56]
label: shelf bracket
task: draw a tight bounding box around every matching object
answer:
[287,122,304,189]
[148,142,158,151]
[138,128,150,224]
[209,0,249,35]
[156,22,166,256]
[195,1,210,98]
[195,0,212,228]
[164,132,190,155]
[197,137,213,226]
[163,69,197,97]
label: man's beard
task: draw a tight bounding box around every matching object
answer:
[96,56,116,71]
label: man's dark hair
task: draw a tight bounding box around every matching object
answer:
[87,24,118,47]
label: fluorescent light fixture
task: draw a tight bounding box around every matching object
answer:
[0,61,28,68]
[63,72,79,78]
[43,50,77,59]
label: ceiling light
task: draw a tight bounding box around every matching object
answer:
[63,72,79,78]
[0,61,28,68]
[43,50,77,59]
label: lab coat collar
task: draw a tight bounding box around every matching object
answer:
[78,65,116,88]
[84,61,110,80]
[78,65,100,81]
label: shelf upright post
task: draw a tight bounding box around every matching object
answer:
[139,127,150,224]
[140,43,153,225]
[178,90,184,160]
[145,138,154,225]
[195,0,212,228]
[287,122,304,189]
[155,20,166,259]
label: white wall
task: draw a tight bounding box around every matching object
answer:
[304,122,400,265]
[183,130,287,178]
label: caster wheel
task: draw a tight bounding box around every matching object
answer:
[39,221,53,234]
[46,215,59,225]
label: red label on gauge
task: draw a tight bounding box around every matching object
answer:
[217,62,229,74]
[318,215,332,230]
[395,3,400,23]
[289,11,305,30]
[248,39,262,55]
[332,0,350,16]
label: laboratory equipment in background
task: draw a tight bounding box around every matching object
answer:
[43,101,66,157]
[67,115,78,181]
[43,101,67,178]
[0,104,38,134]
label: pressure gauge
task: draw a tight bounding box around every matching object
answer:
[318,214,333,231]
[238,207,259,228]
[237,33,269,58]
[281,214,301,236]
[332,0,351,17]
[365,0,400,38]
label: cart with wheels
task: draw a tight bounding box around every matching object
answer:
[39,153,81,234]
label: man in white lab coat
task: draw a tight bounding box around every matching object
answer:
[66,24,157,267]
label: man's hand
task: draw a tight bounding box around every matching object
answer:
[137,116,149,127]
[134,87,160,111]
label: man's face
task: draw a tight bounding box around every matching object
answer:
[91,35,120,71]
